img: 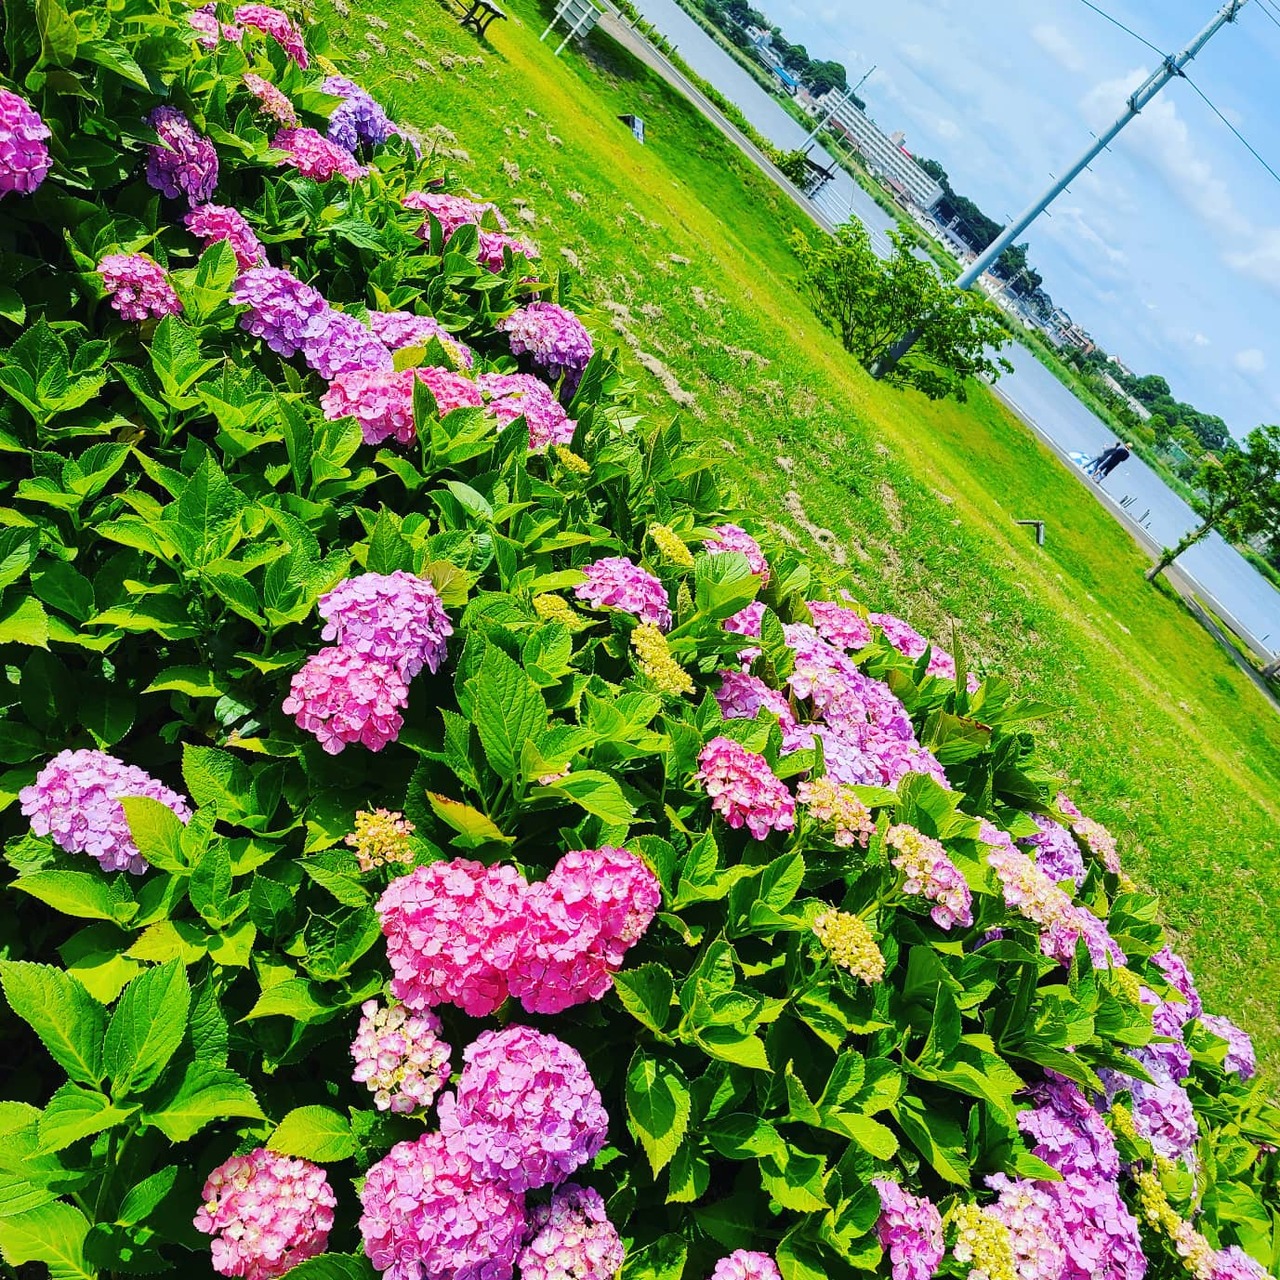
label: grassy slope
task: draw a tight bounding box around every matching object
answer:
[326,0,1280,1060]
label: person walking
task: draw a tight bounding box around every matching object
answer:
[1093,441,1131,485]
[1085,442,1124,476]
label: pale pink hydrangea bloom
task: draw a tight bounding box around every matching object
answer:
[986,1173,1067,1280]
[359,1133,525,1280]
[696,735,796,840]
[146,105,218,204]
[1213,1246,1270,1280]
[350,1000,451,1113]
[498,301,594,383]
[519,1183,624,1280]
[0,87,51,196]
[194,1148,335,1280]
[185,203,265,270]
[188,3,243,47]
[272,127,367,182]
[506,847,661,1014]
[318,571,452,679]
[478,371,576,450]
[704,523,770,582]
[368,310,475,367]
[816,721,949,791]
[886,823,973,930]
[797,777,875,847]
[234,4,309,65]
[20,748,192,875]
[376,858,529,1016]
[438,1024,609,1193]
[1200,1013,1256,1079]
[405,189,509,236]
[711,1252,782,1280]
[98,253,183,322]
[574,556,671,630]
[243,73,298,126]
[807,599,873,651]
[984,828,1077,932]
[281,647,408,754]
[872,1180,944,1280]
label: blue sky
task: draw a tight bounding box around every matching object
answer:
[772,0,1280,439]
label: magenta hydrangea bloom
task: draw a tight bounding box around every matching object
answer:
[439,1025,609,1194]
[710,1251,783,1280]
[368,310,475,368]
[1151,945,1202,1019]
[887,824,973,930]
[376,858,529,1017]
[272,127,366,182]
[188,2,242,47]
[518,1183,624,1280]
[869,610,954,676]
[1200,1013,1256,1079]
[1024,815,1086,888]
[807,600,872,651]
[478,229,538,272]
[696,735,796,841]
[1042,1173,1145,1280]
[318,571,452,679]
[98,253,183,322]
[1017,1075,1118,1181]
[872,1180,944,1280]
[498,302,594,384]
[320,368,414,445]
[194,1148,335,1280]
[715,670,812,752]
[243,73,298,126]
[360,1133,525,1280]
[405,189,509,237]
[146,106,218,205]
[234,3,309,65]
[574,556,671,630]
[725,601,765,638]
[232,266,329,357]
[508,847,661,1014]
[417,365,486,416]
[478,371,576,450]
[1214,1246,1270,1280]
[281,647,408,754]
[19,748,192,875]
[705,523,770,582]
[986,1174,1066,1280]
[350,999,451,1114]
[322,75,398,151]
[302,309,393,381]
[185,203,265,270]
[0,88,51,197]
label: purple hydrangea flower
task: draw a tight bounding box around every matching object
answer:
[368,310,475,367]
[573,556,671,629]
[146,106,218,205]
[322,75,398,151]
[1045,1172,1145,1280]
[98,253,183,322]
[0,88,51,197]
[872,1179,944,1280]
[318,571,453,679]
[20,749,192,875]
[1024,815,1086,888]
[1214,1246,1270,1280]
[302,309,393,381]
[497,302,594,386]
[232,266,329,358]
[1200,1013,1256,1079]
[1151,945,1202,1019]
[710,1252,783,1280]
[184,203,265,271]
[518,1183,624,1280]
[478,371,576,450]
[1017,1074,1118,1180]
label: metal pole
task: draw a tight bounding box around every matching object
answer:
[871,0,1249,378]
[555,2,594,54]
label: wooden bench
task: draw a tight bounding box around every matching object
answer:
[459,0,506,38]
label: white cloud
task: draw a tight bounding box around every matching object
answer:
[1032,23,1086,73]
[1235,348,1267,374]
[1194,332,1211,347]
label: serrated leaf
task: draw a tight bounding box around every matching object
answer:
[620,1233,686,1280]
[12,870,136,924]
[277,1257,378,1280]
[540,769,635,824]
[626,1048,690,1176]
[143,1063,262,1142]
[116,1166,179,1226]
[470,644,545,781]
[269,1105,357,1163]
[0,1202,92,1279]
[120,797,188,873]
[37,1083,134,1152]
[0,961,105,1086]
[426,792,514,847]
[612,964,674,1034]
[104,960,191,1097]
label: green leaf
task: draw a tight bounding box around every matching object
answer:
[0,961,105,1086]
[0,593,49,647]
[819,1111,899,1158]
[144,666,233,698]
[275,1257,377,1280]
[694,549,758,619]
[116,1166,179,1227]
[190,840,234,926]
[695,1024,771,1072]
[120,796,188,873]
[37,1083,134,1152]
[35,0,78,67]
[540,769,635,824]
[12,870,136,924]
[182,743,251,816]
[0,1202,92,1279]
[58,925,142,1005]
[620,1233,687,1280]
[144,1063,263,1142]
[471,644,546,780]
[705,1113,788,1160]
[894,1096,970,1184]
[612,963,674,1034]
[666,1139,710,1204]
[77,37,149,88]
[269,1105,357,1163]
[30,560,94,622]
[626,1048,691,1176]
[104,960,191,1097]
[759,850,804,911]
[426,793,513,848]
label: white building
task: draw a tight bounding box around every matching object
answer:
[816,90,944,210]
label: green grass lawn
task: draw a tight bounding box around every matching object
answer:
[321,0,1280,1063]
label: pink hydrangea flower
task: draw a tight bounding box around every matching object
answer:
[869,610,972,683]
[185,203,265,270]
[303,309,392,381]
[1043,1172,1144,1280]
[478,372,576,450]
[243,73,298,126]
[188,2,243,47]
[272,127,366,182]
[321,368,414,445]
[98,253,183,322]
[438,1024,609,1193]
[146,106,218,205]
[574,556,671,630]
[1017,1075,1118,1181]
[478,229,538,272]
[985,838,1077,933]
[376,858,529,1017]
[19,748,192,875]
[724,601,765,637]
[194,1148,335,1280]
[350,1000,451,1113]
[417,365,485,416]
[1200,1013,1256,1079]
[0,88,51,197]
[232,266,329,357]
[368,310,475,368]
[711,1251,783,1280]
[234,3,309,66]
[886,823,972,930]
[359,1133,525,1280]
[507,847,661,1014]
[986,1174,1066,1280]
[696,735,796,840]
[318,571,452,679]
[714,670,812,752]
[872,1180,944,1280]
[519,1183,624,1280]
[807,600,872,651]
[815,721,949,791]
[497,302,594,384]
[405,189,509,237]
[704,523,769,582]
[281,647,408,754]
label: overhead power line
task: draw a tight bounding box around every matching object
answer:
[1182,74,1280,187]
[1255,0,1280,30]
[1074,0,1167,55]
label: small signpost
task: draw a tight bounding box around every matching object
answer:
[539,0,602,55]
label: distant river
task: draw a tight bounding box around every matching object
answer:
[628,0,1280,656]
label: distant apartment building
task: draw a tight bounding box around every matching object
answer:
[814,90,943,210]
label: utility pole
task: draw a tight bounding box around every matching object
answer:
[870,0,1249,380]
[800,65,875,147]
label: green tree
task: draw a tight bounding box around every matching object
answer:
[790,222,1012,402]
[773,147,812,188]
[1146,425,1280,581]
